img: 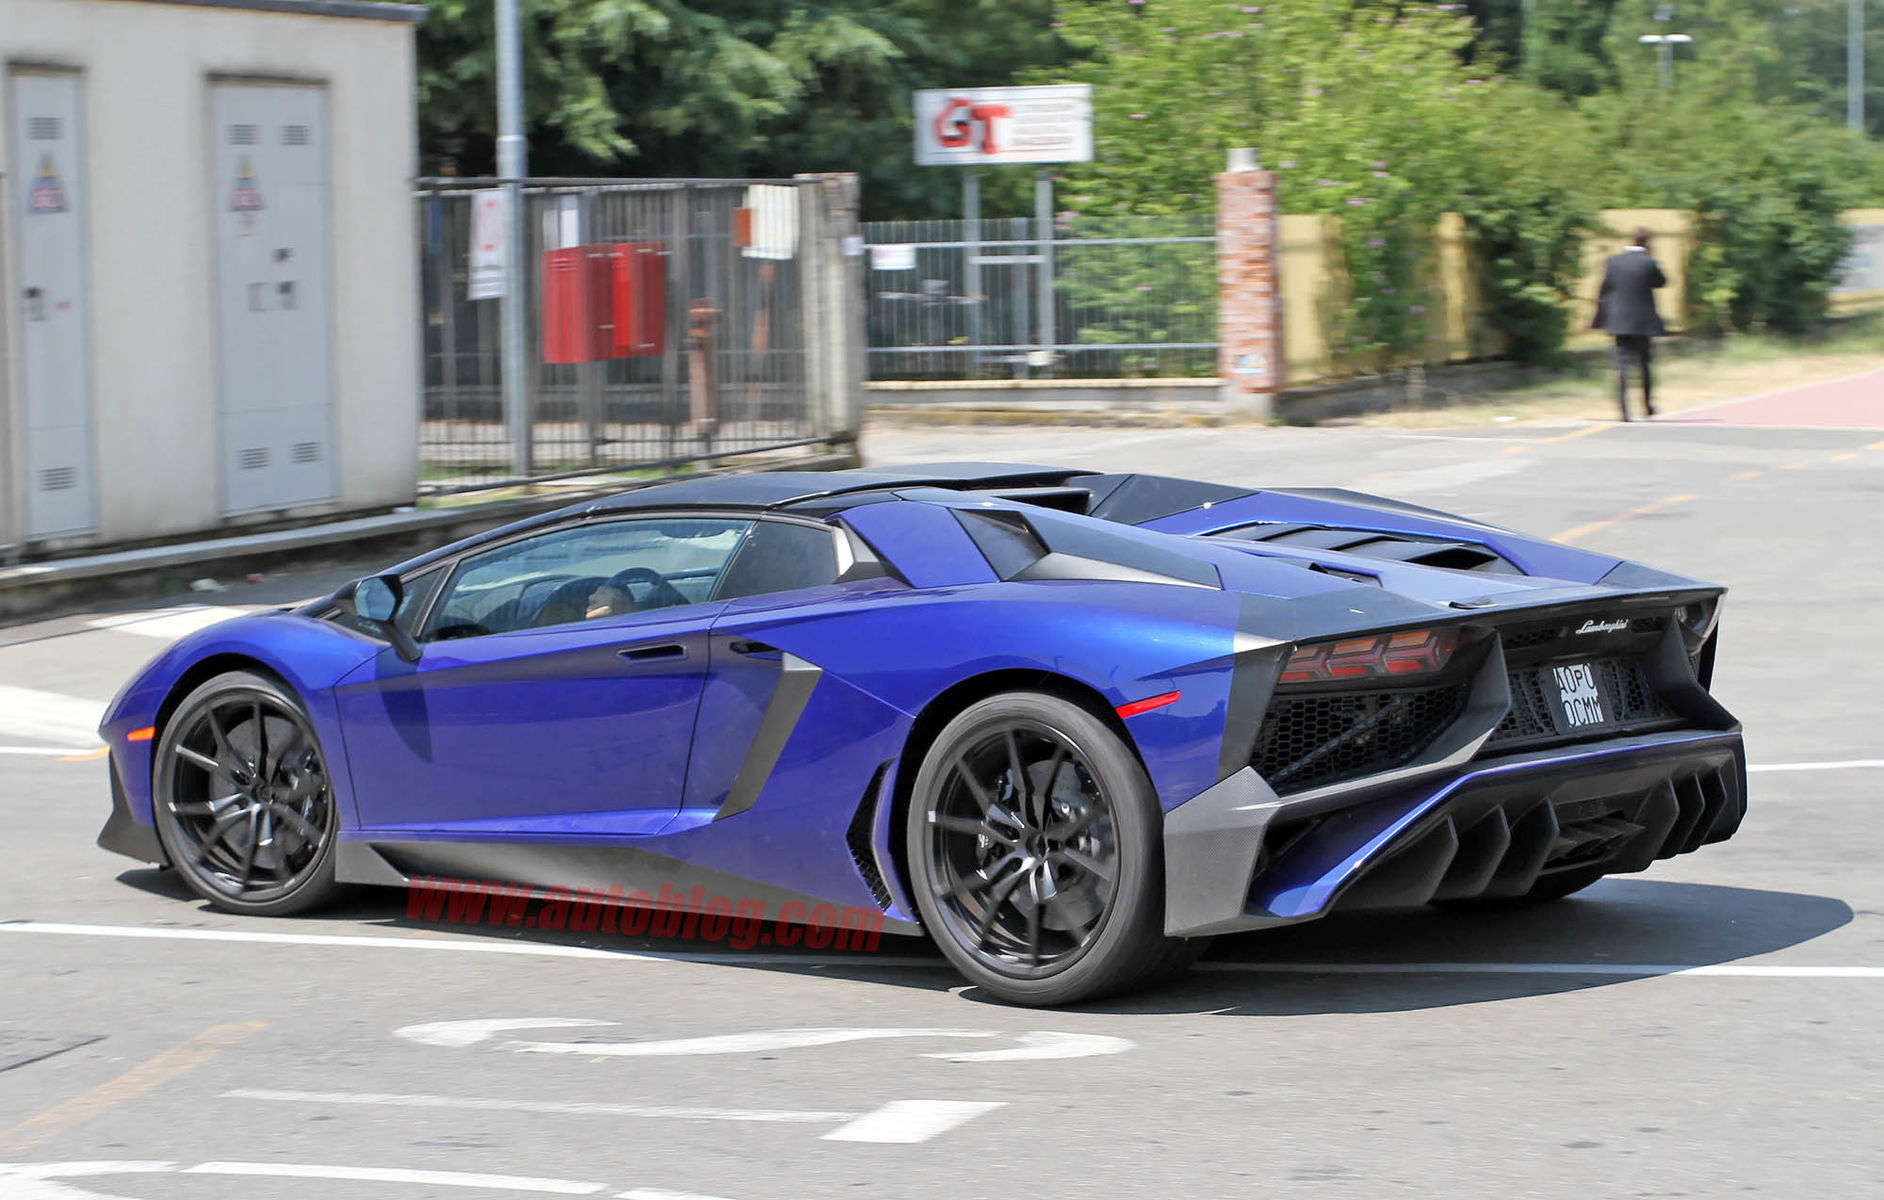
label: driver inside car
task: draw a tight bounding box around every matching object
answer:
[584,580,639,620]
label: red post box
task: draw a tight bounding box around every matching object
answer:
[608,241,668,358]
[541,242,669,363]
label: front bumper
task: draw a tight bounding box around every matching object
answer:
[1163,728,1745,937]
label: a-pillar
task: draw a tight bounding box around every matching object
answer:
[1216,149,1283,418]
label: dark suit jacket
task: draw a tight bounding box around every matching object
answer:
[1593,249,1668,337]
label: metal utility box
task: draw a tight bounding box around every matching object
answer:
[541,242,668,364]
[10,69,97,538]
[210,82,337,514]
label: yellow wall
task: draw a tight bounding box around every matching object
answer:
[1274,207,1881,387]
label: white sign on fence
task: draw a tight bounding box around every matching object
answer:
[743,184,799,260]
[871,243,916,271]
[913,85,1093,166]
[467,189,507,300]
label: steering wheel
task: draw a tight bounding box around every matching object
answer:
[605,566,689,610]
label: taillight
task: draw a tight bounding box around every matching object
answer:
[1278,628,1460,685]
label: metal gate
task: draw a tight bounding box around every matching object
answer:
[417,178,836,492]
[9,69,96,537]
[210,83,336,514]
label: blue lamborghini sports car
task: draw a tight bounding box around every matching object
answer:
[97,464,1743,1004]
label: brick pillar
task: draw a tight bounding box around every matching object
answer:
[1216,153,1282,417]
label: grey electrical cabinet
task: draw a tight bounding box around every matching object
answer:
[210,82,335,514]
[11,69,97,538]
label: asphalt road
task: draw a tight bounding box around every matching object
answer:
[2,414,1881,1199]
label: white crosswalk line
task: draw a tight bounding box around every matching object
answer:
[0,686,106,747]
[84,605,251,641]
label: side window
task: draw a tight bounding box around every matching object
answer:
[423,517,752,641]
[711,520,839,601]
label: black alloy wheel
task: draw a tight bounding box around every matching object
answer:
[153,671,340,915]
[907,691,1204,1006]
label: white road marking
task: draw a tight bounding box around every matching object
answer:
[415,1023,1133,1063]
[1363,457,1525,495]
[396,1017,613,1049]
[1195,961,1884,979]
[0,922,941,968]
[222,1088,853,1125]
[0,747,99,757]
[1747,759,1884,773]
[185,1161,605,1193]
[0,1161,765,1199]
[8,921,1882,980]
[83,605,251,641]
[0,687,104,747]
[821,1100,1007,1144]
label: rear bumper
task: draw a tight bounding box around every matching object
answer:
[1163,728,1745,937]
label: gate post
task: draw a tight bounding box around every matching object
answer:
[1216,149,1283,418]
[794,173,865,460]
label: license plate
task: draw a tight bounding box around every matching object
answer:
[1549,662,1610,731]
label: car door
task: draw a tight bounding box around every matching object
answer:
[333,515,752,837]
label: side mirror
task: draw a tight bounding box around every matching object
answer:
[338,574,422,664]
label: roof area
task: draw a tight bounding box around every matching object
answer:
[572,464,1095,516]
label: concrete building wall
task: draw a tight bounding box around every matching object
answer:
[0,0,420,551]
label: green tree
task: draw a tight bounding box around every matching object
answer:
[415,0,1060,218]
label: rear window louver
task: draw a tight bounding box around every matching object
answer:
[1212,523,1522,576]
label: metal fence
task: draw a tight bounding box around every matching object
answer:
[418,177,838,492]
[862,213,1218,381]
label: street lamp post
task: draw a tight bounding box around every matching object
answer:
[1852,0,1867,133]
[495,0,531,477]
[1638,33,1693,90]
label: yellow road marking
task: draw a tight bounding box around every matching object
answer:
[1780,462,1811,470]
[0,1020,266,1154]
[58,747,109,762]
[1868,438,1884,451]
[1536,423,1611,445]
[1553,494,1697,545]
[1502,445,1529,456]
[1729,469,1763,482]
[1830,452,1860,462]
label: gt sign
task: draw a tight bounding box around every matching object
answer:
[913,85,1093,166]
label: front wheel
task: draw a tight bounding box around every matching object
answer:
[151,670,341,916]
[905,691,1203,1006]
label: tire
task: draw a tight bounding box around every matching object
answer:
[151,670,342,916]
[905,691,1204,1006]
[1432,864,1608,911]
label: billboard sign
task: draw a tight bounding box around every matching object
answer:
[913,85,1093,166]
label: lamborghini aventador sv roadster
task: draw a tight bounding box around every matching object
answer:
[96,463,1743,1005]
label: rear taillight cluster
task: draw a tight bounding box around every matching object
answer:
[1279,628,1460,685]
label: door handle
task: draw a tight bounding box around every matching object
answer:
[619,643,685,662]
[728,639,781,658]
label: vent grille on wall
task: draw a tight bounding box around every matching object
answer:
[39,466,76,491]
[27,117,62,140]
[228,124,260,145]
[238,447,270,470]
[282,124,311,146]
[290,441,322,464]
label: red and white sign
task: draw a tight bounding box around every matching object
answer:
[913,85,1092,166]
[467,189,507,300]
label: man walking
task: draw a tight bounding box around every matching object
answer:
[1593,227,1668,421]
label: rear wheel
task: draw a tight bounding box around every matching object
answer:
[906,691,1203,1006]
[152,670,341,916]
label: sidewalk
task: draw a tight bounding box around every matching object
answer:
[1657,367,1884,430]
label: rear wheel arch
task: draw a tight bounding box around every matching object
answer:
[883,669,1145,928]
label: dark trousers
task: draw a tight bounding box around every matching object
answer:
[1613,335,1654,419]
